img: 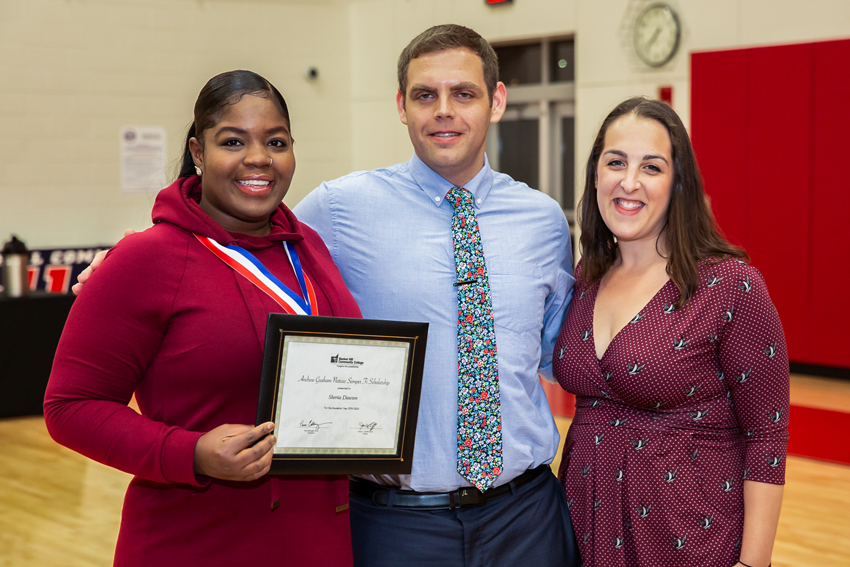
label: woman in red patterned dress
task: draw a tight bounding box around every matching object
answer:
[554,97,788,567]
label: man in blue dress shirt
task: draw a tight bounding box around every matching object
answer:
[294,24,578,567]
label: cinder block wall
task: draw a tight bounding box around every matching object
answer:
[0,0,351,248]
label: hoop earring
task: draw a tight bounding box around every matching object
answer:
[268,158,273,166]
[194,166,202,176]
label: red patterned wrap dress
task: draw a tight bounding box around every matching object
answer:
[554,258,789,566]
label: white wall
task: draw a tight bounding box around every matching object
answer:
[0,0,351,248]
[2,0,849,248]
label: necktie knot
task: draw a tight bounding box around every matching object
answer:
[446,187,474,209]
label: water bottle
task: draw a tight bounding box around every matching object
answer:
[2,235,30,298]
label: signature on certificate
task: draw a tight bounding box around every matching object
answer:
[356,422,380,435]
[299,420,332,434]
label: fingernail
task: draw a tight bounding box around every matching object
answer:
[267,423,275,432]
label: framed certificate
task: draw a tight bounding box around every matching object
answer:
[256,314,428,475]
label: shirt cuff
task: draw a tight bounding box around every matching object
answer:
[161,427,209,486]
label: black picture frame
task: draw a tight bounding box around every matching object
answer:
[256,314,428,475]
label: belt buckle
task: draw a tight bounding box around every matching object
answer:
[450,487,486,509]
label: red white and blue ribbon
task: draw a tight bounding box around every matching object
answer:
[194,233,318,316]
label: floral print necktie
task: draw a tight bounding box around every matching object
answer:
[446,186,503,492]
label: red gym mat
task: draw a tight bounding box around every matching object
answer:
[787,405,850,466]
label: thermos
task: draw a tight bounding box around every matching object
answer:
[2,235,30,298]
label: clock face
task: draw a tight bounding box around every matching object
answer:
[633,3,681,67]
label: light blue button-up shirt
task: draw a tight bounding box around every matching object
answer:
[294,154,574,492]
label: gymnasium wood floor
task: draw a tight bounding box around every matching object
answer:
[1,374,848,567]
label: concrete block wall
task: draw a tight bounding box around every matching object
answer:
[0,0,351,248]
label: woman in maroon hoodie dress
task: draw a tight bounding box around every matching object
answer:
[44,71,360,566]
[553,97,788,567]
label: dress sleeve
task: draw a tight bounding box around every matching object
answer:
[539,212,575,381]
[717,263,790,484]
[43,229,206,486]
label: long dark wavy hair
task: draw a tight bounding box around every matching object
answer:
[176,70,291,179]
[578,97,747,307]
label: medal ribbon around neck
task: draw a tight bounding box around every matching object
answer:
[194,233,318,316]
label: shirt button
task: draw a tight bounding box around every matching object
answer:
[435,197,441,202]
[476,199,482,205]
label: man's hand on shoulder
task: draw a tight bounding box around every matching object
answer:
[71,229,136,295]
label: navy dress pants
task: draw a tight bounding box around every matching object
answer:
[349,469,580,567]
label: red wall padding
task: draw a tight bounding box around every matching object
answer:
[746,44,812,364]
[692,38,850,369]
[810,40,850,367]
[691,48,749,250]
[541,378,575,418]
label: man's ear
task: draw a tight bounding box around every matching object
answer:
[490,81,507,124]
[396,89,408,125]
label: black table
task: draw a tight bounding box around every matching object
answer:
[0,293,75,418]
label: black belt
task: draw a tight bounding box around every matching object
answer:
[349,465,550,510]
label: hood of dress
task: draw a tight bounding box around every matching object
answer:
[151,175,305,250]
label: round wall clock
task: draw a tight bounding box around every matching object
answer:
[633,3,681,68]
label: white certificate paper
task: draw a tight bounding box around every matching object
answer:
[274,336,410,455]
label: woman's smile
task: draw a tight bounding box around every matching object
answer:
[235,177,273,196]
[614,198,645,213]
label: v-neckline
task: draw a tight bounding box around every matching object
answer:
[591,277,673,362]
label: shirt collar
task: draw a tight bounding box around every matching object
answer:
[409,152,494,209]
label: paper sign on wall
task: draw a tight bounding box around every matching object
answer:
[120,126,167,193]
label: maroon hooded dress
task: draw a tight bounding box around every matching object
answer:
[45,176,361,566]
[553,259,789,567]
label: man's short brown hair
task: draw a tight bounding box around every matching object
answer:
[397,24,499,105]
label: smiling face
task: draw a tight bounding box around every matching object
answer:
[595,113,674,249]
[190,94,295,236]
[397,47,506,187]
